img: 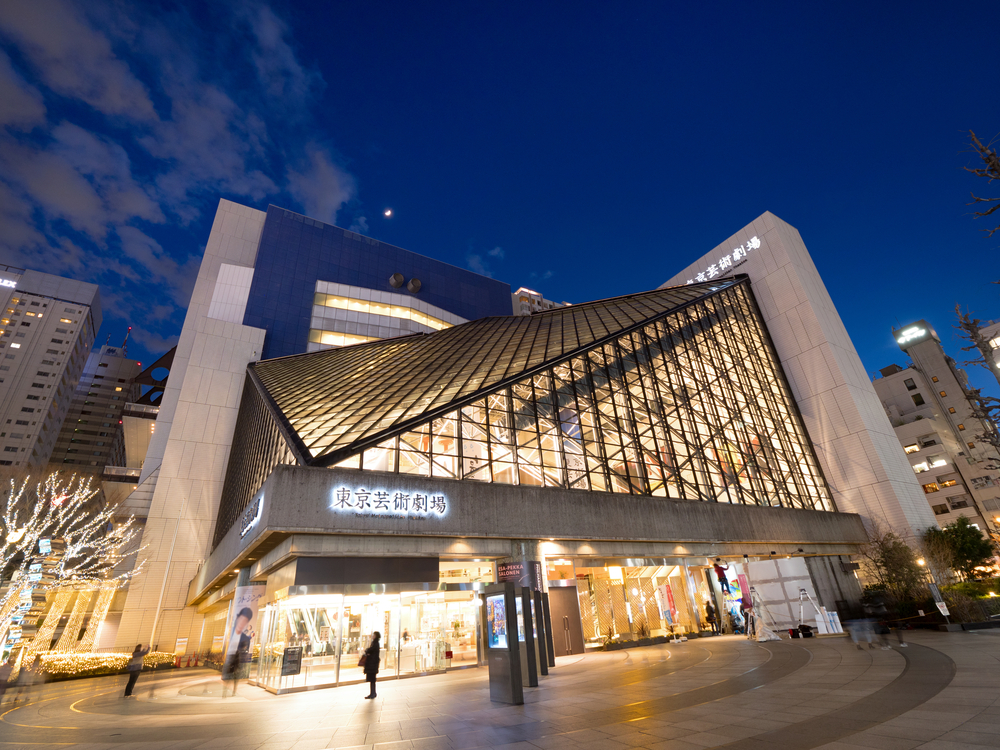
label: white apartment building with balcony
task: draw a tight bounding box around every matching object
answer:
[873,320,1000,531]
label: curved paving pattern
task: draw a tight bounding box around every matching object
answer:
[0,632,974,750]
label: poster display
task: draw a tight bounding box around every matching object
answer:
[486,594,508,648]
[515,597,526,642]
[222,584,266,678]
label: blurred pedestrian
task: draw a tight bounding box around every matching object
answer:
[123,644,149,698]
[705,601,720,635]
[0,654,14,704]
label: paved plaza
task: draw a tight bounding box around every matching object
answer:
[1,630,997,750]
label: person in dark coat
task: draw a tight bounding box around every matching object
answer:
[123,644,150,698]
[363,631,381,699]
[705,601,720,635]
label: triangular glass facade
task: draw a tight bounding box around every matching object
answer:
[214,279,833,547]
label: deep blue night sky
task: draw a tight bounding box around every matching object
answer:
[1,1,998,391]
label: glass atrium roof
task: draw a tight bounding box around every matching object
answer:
[250,280,738,466]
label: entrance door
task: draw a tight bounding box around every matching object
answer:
[548,587,585,656]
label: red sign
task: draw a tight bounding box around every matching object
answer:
[445,650,453,659]
[738,573,750,600]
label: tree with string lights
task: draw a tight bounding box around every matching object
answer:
[0,473,144,640]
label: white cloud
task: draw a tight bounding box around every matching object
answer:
[286,145,356,224]
[0,50,45,129]
[0,0,359,361]
[349,216,370,234]
[488,246,504,259]
[465,253,492,278]
[0,0,157,121]
[241,4,320,107]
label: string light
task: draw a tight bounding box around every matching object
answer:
[35,650,174,677]
[0,473,147,649]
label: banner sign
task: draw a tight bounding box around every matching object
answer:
[497,561,543,591]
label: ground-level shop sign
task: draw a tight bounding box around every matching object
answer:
[281,646,303,676]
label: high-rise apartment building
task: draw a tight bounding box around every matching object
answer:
[0,265,101,468]
[872,320,1000,531]
[50,344,142,470]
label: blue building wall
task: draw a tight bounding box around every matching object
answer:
[243,206,514,360]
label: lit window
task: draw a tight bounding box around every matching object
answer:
[59,318,73,323]
[991,336,1000,349]
[939,478,958,488]
[24,311,35,317]
[929,457,947,468]
[949,407,956,414]
[969,442,976,448]
[308,330,378,348]
[903,444,919,454]
[932,376,939,382]
[958,424,965,431]
[912,462,929,473]
[939,391,947,397]
[10,343,19,349]
[313,293,453,331]
[922,482,940,493]
[115,386,122,391]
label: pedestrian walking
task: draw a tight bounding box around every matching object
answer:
[705,601,720,635]
[222,607,254,697]
[0,654,14,704]
[123,644,149,698]
[362,631,381,699]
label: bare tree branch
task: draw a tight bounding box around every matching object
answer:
[967,130,1000,238]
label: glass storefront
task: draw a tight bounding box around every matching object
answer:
[573,561,713,644]
[254,581,486,693]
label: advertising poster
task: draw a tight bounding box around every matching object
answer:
[486,594,507,648]
[222,584,266,678]
[515,597,526,641]
[657,583,677,624]
[497,561,543,590]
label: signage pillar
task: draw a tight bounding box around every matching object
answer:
[540,591,555,668]
[484,582,523,704]
[516,586,539,687]
[533,589,549,675]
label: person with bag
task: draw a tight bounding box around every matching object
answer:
[361,631,381,699]
[123,644,150,698]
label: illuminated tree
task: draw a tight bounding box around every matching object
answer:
[0,473,144,640]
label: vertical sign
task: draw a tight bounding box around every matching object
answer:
[222,584,266,678]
